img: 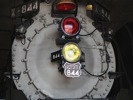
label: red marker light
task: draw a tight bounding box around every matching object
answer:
[56,3,76,11]
[63,17,78,35]
[52,0,78,17]
[61,17,81,37]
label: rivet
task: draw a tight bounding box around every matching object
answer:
[81,21,86,24]
[23,70,29,74]
[35,92,38,95]
[53,19,59,25]
[86,93,90,97]
[34,29,39,34]
[88,19,91,22]
[12,58,15,61]
[102,59,105,63]
[97,42,102,46]
[43,24,47,28]
[80,21,82,24]
[108,30,112,35]
[23,48,29,51]
[100,51,104,56]
[92,45,96,49]
[29,95,31,99]
[110,56,113,58]
[28,80,33,85]
[111,66,114,68]
[21,59,28,62]
[35,17,38,20]
[76,36,79,39]
[35,89,41,95]
[12,54,15,57]
[108,46,111,49]
[99,77,103,81]
[82,27,86,30]
[111,61,114,63]
[61,35,65,39]
[18,84,21,87]
[12,63,15,67]
[13,49,16,51]
[27,37,32,42]
[39,19,42,22]
[93,86,98,91]
[39,15,42,18]
[13,69,16,72]
[82,18,85,21]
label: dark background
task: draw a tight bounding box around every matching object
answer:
[0,0,133,99]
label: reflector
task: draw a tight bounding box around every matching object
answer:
[56,0,76,11]
[62,43,81,62]
[86,4,93,11]
[61,16,81,37]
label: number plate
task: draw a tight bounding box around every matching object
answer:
[11,0,39,18]
[63,62,82,78]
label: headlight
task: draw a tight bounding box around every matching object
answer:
[62,43,81,63]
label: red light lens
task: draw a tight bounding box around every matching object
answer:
[56,3,76,11]
[63,17,79,36]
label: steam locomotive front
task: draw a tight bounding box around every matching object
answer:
[11,0,116,99]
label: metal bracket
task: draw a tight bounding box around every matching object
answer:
[56,37,80,45]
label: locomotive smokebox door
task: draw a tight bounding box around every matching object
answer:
[12,1,116,100]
